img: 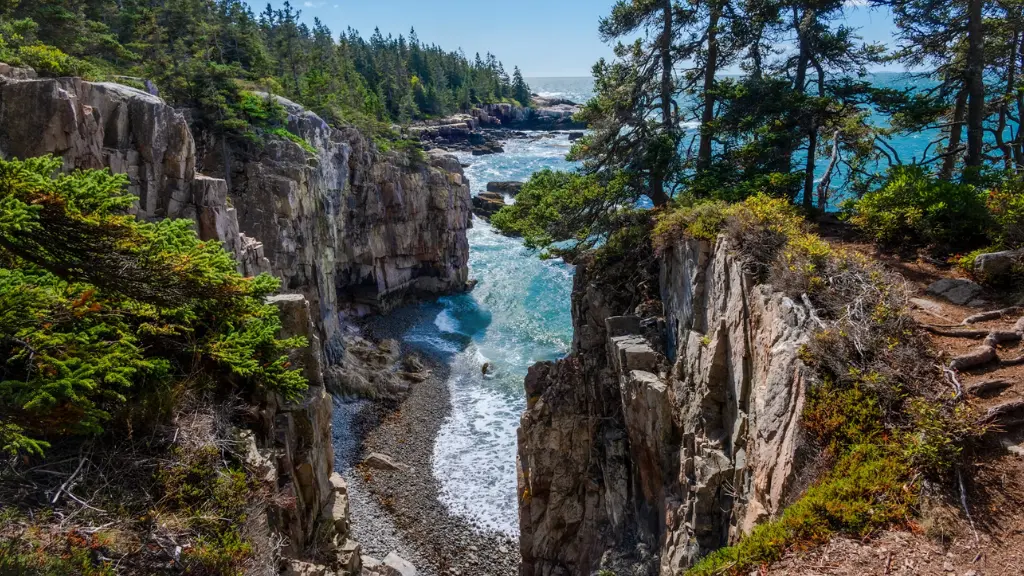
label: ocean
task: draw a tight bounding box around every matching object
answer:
[376,75,943,537]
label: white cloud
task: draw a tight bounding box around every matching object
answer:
[303,1,314,6]
[844,0,869,6]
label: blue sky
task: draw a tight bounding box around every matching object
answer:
[255,0,903,77]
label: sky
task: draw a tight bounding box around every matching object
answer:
[253,0,905,77]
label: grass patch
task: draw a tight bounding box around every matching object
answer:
[267,127,317,155]
[688,444,916,576]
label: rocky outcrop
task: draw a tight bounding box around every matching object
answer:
[487,181,524,195]
[517,237,817,574]
[198,94,472,369]
[478,98,585,130]
[0,73,270,275]
[260,295,361,573]
[472,190,507,219]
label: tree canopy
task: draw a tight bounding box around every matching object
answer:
[493,0,1024,258]
[0,0,531,134]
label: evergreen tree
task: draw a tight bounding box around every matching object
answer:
[571,0,682,207]
[511,65,531,106]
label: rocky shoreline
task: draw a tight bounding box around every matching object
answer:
[332,313,519,576]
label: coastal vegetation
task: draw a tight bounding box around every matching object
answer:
[0,156,307,573]
[651,195,983,574]
[494,0,1024,268]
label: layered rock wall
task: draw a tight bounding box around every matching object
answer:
[517,237,816,575]
[199,94,472,368]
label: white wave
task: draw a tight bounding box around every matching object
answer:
[404,333,461,354]
[433,308,459,334]
[433,353,524,535]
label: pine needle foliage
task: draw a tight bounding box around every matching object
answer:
[0,156,307,456]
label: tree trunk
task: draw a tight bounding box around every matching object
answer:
[803,125,817,211]
[1015,29,1024,168]
[940,88,968,180]
[992,31,1018,170]
[651,0,674,204]
[696,2,721,173]
[775,7,814,179]
[648,176,671,207]
[818,129,841,211]
[964,0,985,175]
[661,0,674,133]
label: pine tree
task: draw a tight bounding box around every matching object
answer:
[511,66,531,107]
[571,0,681,207]
[0,156,307,455]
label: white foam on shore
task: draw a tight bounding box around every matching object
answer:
[433,308,460,334]
[433,345,524,535]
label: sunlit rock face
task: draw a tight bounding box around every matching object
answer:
[198,93,472,367]
[517,237,817,575]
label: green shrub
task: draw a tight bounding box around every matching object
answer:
[158,445,256,574]
[491,169,613,258]
[986,177,1024,249]
[847,166,991,253]
[15,44,96,78]
[688,444,916,576]
[0,156,308,455]
[268,127,317,155]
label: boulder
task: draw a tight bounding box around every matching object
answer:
[471,191,506,219]
[927,278,984,306]
[381,552,417,576]
[362,453,408,471]
[281,560,332,576]
[974,249,1023,280]
[486,181,524,195]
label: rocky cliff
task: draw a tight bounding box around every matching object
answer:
[196,93,472,372]
[517,237,817,575]
[0,66,471,574]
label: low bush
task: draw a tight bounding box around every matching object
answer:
[267,127,317,155]
[846,166,991,253]
[13,44,96,78]
[0,156,307,456]
[986,176,1024,250]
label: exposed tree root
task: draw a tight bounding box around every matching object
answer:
[963,307,1022,325]
[940,315,1024,372]
[982,400,1024,427]
[925,327,994,338]
[967,379,1012,397]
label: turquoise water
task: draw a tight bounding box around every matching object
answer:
[391,134,577,535]
[391,76,947,536]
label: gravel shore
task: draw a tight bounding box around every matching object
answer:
[333,311,519,576]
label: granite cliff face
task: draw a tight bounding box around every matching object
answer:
[517,237,817,575]
[0,67,471,574]
[197,94,472,372]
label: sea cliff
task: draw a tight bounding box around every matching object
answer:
[0,65,472,574]
[517,235,818,575]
